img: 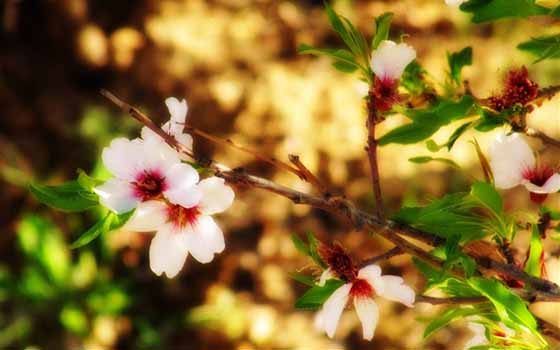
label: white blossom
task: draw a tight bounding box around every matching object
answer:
[489,131,560,195]
[94,136,201,214]
[463,321,514,349]
[315,264,415,340]
[370,40,416,82]
[142,97,194,151]
[125,177,235,278]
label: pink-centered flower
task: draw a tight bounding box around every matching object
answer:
[315,264,415,340]
[124,177,234,278]
[94,136,201,213]
[370,40,416,111]
[489,131,560,203]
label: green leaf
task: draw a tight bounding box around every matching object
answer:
[307,232,327,268]
[295,279,344,310]
[467,277,537,332]
[408,156,460,168]
[460,0,551,23]
[372,12,393,50]
[401,61,429,96]
[289,272,316,286]
[298,44,362,72]
[324,3,368,64]
[393,193,486,241]
[424,307,480,339]
[77,169,103,191]
[413,258,481,297]
[518,34,560,62]
[379,96,474,146]
[470,182,503,216]
[473,108,508,132]
[447,47,472,85]
[71,210,135,249]
[332,60,358,73]
[29,181,99,212]
[446,121,473,151]
[291,234,310,256]
[524,225,544,278]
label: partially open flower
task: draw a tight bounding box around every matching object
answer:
[463,321,514,349]
[94,136,201,213]
[315,264,415,340]
[142,97,194,151]
[489,131,560,204]
[370,40,416,111]
[124,177,234,278]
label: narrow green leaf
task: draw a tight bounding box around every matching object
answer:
[332,60,358,73]
[289,272,316,286]
[470,182,503,216]
[291,234,310,256]
[447,47,472,85]
[71,210,135,249]
[524,225,544,278]
[307,232,327,268]
[467,277,537,332]
[446,121,472,150]
[408,156,460,168]
[401,61,428,96]
[371,12,393,50]
[77,169,103,191]
[460,0,550,23]
[424,307,480,339]
[324,3,364,60]
[295,279,344,310]
[518,34,560,62]
[29,181,99,212]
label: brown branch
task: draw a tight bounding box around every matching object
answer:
[366,89,384,220]
[525,127,560,148]
[288,154,328,194]
[415,295,486,305]
[100,90,560,304]
[538,317,560,342]
[360,246,403,267]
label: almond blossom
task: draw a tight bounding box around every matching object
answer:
[463,321,514,349]
[370,40,416,111]
[445,0,466,6]
[94,136,201,213]
[125,177,234,277]
[489,131,560,203]
[315,264,415,340]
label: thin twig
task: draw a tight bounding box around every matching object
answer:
[288,154,328,194]
[366,88,385,220]
[360,246,403,267]
[415,295,487,305]
[525,128,560,148]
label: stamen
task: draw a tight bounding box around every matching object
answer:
[133,170,167,201]
[166,204,200,229]
[349,278,374,298]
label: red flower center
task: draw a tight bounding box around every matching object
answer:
[166,204,200,229]
[318,244,357,282]
[133,170,167,201]
[522,164,555,187]
[371,77,400,112]
[349,278,374,298]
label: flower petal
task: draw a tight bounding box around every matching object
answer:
[149,226,189,278]
[353,297,379,341]
[198,177,235,215]
[124,200,167,232]
[163,163,201,207]
[165,97,188,127]
[321,283,352,338]
[378,275,415,307]
[318,268,334,287]
[489,131,535,189]
[94,178,138,214]
[523,173,560,194]
[358,264,384,295]
[102,138,143,180]
[184,215,225,263]
[370,40,416,81]
[140,135,181,174]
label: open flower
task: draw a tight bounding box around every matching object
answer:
[464,321,514,349]
[124,177,235,278]
[445,0,466,6]
[94,136,201,213]
[315,264,415,340]
[489,131,560,203]
[370,40,416,111]
[142,97,194,151]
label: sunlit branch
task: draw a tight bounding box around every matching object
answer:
[366,88,385,220]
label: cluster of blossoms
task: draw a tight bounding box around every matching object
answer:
[488,130,560,204]
[314,244,415,340]
[94,98,234,278]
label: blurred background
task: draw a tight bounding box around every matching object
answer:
[1,0,560,349]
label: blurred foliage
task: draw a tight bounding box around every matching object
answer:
[1,0,560,349]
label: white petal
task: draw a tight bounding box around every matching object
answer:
[318,268,335,287]
[102,138,143,180]
[140,135,181,174]
[463,334,488,349]
[165,97,188,126]
[141,126,160,143]
[523,173,560,194]
[198,177,235,215]
[124,200,167,232]
[174,132,194,150]
[314,309,325,332]
[94,178,138,214]
[358,264,384,295]
[353,297,379,341]
[321,283,352,338]
[163,163,201,207]
[149,226,189,278]
[378,275,415,307]
[489,131,535,189]
[184,215,225,263]
[370,40,416,80]
[445,0,466,6]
